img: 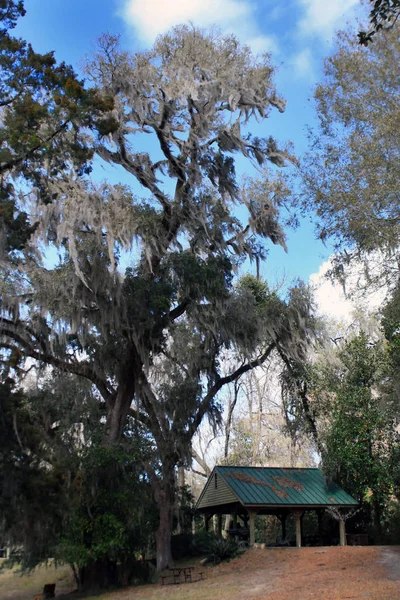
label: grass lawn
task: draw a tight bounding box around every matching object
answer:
[2,547,400,600]
[0,559,74,599]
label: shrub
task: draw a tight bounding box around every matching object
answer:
[191,531,218,555]
[204,536,242,564]
[171,533,194,560]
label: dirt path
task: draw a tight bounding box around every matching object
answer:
[378,546,400,582]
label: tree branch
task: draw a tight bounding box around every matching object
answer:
[0,320,115,404]
[188,342,276,439]
[277,345,323,455]
[169,299,190,321]
[96,140,171,212]
[192,468,208,479]
[0,119,71,175]
[192,448,211,477]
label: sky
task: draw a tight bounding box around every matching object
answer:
[15,0,366,319]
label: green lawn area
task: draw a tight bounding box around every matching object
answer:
[0,559,74,599]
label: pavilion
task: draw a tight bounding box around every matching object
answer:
[195,466,358,547]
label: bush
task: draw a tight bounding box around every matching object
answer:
[204,536,242,564]
[191,531,218,555]
[170,531,243,563]
[171,533,194,560]
[382,500,400,544]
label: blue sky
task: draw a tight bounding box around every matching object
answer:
[16,0,363,294]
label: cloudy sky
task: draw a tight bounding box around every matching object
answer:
[16,0,365,319]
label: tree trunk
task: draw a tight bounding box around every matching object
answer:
[155,496,174,571]
[150,463,176,572]
[176,465,185,534]
[105,391,134,444]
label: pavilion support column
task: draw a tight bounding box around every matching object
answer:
[300,512,305,541]
[278,512,288,542]
[339,520,347,547]
[217,514,223,537]
[223,514,231,538]
[293,510,304,548]
[213,514,218,533]
[248,510,257,546]
[317,509,324,544]
[204,514,212,532]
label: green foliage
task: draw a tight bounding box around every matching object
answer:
[0,372,157,588]
[204,535,242,564]
[191,531,218,555]
[170,533,194,560]
[301,21,400,289]
[382,499,400,544]
[322,333,399,534]
[170,531,242,562]
[359,0,400,45]
[381,287,400,407]
[0,0,110,257]
[59,445,157,570]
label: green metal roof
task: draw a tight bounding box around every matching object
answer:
[196,466,358,510]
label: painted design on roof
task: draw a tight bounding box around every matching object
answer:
[226,470,289,499]
[273,475,304,492]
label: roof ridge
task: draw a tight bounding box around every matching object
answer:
[216,465,319,470]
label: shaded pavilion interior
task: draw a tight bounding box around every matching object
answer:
[195,466,358,547]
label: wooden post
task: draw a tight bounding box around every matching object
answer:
[223,515,231,538]
[277,512,287,541]
[217,514,223,537]
[249,510,256,546]
[281,514,287,540]
[213,514,218,533]
[293,510,303,548]
[339,520,347,546]
[296,514,302,548]
[205,514,211,532]
[317,509,324,544]
[300,512,305,540]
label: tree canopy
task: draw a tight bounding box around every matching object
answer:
[0,0,110,258]
[0,15,318,573]
[359,0,400,45]
[300,21,400,291]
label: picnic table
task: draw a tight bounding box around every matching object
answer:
[161,565,204,585]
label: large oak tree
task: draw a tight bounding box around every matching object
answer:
[0,23,317,571]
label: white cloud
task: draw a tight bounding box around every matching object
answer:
[298,0,359,39]
[310,257,387,324]
[290,48,315,79]
[120,0,279,54]
[246,35,279,55]
[310,259,354,322]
